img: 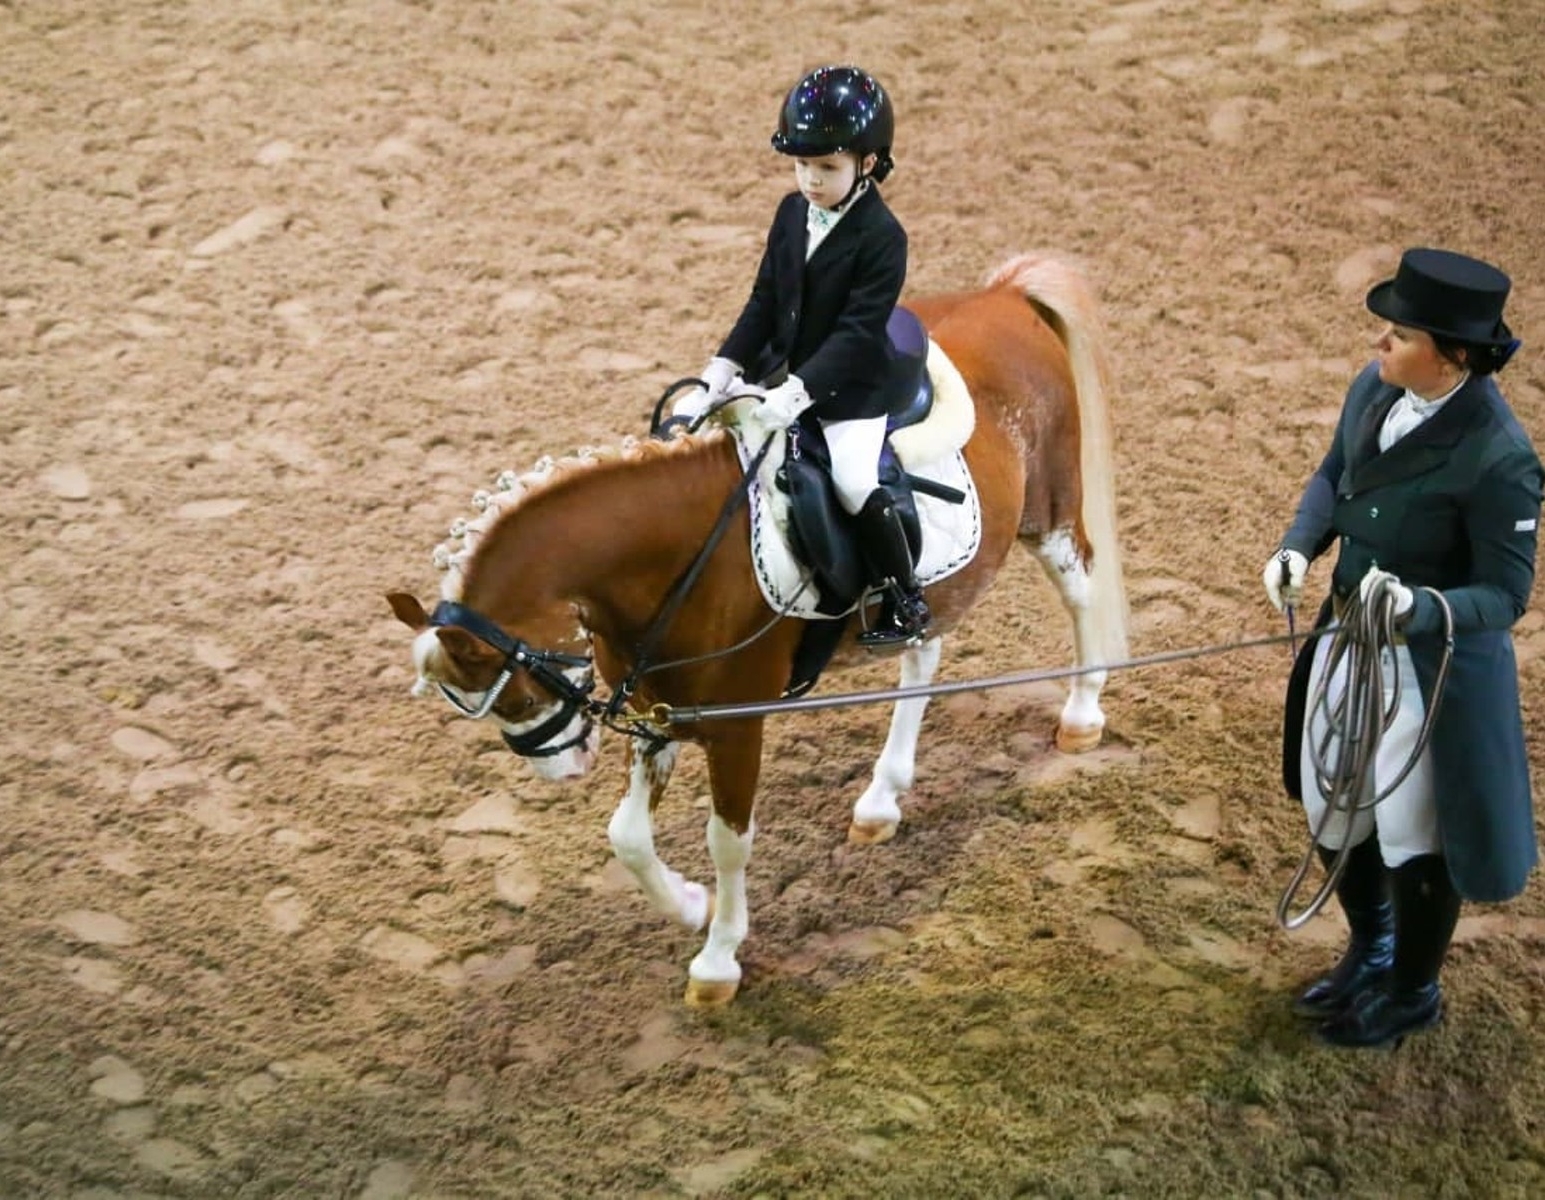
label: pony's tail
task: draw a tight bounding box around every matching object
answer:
[986,253,1130,667]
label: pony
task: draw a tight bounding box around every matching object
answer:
[387,253,1129,1006]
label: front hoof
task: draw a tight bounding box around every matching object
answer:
[1055,723,1103,754]
[684,977,740,1008]
[848,819,898,845]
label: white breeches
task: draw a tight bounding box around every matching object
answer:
[1299,624,1440,868]
[819,415,887,515]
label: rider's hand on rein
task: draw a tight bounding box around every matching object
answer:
[757,376,812,431]
[671,388,711,421]
[670,356,742,421]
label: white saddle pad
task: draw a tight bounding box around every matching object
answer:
[728,341,983,620]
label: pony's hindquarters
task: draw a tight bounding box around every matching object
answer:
[985,252,1129,674]
[919,255,1131,751]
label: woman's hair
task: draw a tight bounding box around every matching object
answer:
[1433,330,1520,377]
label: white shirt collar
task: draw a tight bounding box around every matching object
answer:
[804,181,868,259]
[1379,372,1468,451]
[1407,371,1469,410]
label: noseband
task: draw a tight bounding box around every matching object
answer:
[426,600,598,758]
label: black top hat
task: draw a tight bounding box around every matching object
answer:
[1366,248,1512,345]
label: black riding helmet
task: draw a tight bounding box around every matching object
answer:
[771,65,895,183]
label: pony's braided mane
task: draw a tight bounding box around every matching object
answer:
[432,429,728,599]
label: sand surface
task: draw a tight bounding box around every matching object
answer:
[3,1,1544,1196]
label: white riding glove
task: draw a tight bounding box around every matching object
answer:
[1358,565,1415,623]
[671,356,741,419]
[1263,548,1308,612]
[756,376,812,430]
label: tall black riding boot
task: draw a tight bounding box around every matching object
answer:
[1318,853,1460,1049]
[1292,836,1394,1019]
[853,489,932,650]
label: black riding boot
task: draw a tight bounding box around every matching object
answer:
[1318,853,1460,1049]
[1292,837,1394,1019]
[854,489,932,650]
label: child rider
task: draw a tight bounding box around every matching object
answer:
[675,64,930,649]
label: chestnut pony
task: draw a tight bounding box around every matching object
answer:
[387,253,1128,1006]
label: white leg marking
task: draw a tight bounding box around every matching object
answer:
[852,635,944,834]
[688,813,756,988]
[606,743,709,929]
[1034,529,1108,745]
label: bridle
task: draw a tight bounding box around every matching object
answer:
[423,421,777,760]
[426,600,600,758]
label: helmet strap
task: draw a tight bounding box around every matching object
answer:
[832,153,877,213]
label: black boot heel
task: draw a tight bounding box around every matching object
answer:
[1316,854,1459,1051]
[853,489,931,650]
[1316,984,1443,1049]
[1292,839,1393,1020]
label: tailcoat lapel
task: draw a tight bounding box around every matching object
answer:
[1343,378,1488,495]
[1344,384,1401,476]
[777,198,808,289]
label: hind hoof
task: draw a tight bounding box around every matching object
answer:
[848,819,898,845]
[684,977,740,1008]
[1055,723,1103,753]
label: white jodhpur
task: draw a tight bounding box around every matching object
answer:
[1299,626,1440,865]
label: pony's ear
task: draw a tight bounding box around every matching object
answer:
[436,626,503,667]
[386,591,429,629]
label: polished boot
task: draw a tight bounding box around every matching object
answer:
[1292,837,1393,1019]
[1318,853,1460,1049]
[853,489,932,649]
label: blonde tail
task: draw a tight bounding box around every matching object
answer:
[986,253,1130,667]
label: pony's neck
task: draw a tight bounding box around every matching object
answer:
[462,438,742,638]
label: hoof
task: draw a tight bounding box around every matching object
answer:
[684,977,740,1008]
[1055,723,1103,754]
[848,819,898,845]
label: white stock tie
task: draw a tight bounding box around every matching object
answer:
[1377,374,1467,453]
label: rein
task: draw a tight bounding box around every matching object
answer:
[1274,577,1454,929]
[649,630,1314,723]
[604,429,777,718]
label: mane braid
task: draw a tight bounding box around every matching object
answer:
[430,430,729,600]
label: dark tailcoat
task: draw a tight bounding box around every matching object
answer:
[1280,362,1543,901]
[717,186,906,421]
